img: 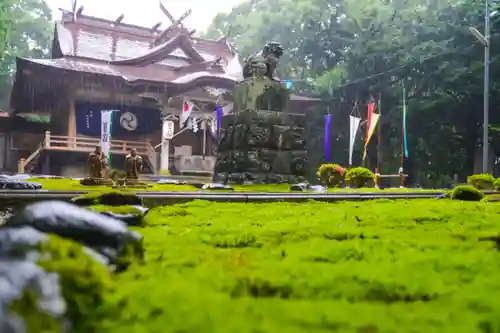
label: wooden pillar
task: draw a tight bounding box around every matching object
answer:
[67,93,76,148]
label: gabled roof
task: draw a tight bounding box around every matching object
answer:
[27,9,241,92]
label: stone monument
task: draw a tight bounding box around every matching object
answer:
[124,148,144,185]
[80,146,114,186]
[213,42,307,184]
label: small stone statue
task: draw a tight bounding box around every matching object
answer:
[81,146,113,186]
[88,146,108,178]
[125,149,143,182]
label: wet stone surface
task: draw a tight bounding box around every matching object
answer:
[0,200,144,332]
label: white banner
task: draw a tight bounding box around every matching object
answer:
[349,115,361,165]
[101,110,114,163]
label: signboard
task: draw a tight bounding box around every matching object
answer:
[164,120,174,139]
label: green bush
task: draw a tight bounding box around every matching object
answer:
[316,164,345,187]
[467,173,495,190]
[493,178,500,191]
[344,167,375,188]
[451,185,484,201]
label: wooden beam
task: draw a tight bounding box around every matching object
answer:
[153,9,192,45]
[188,29,196,36]
[76,5,84,16]
[159,1,176,23]
[151,22,162,32]
[114,14,124,26]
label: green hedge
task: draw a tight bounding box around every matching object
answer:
[345,167,375,188]
[467,173,495,190]
[316,163,345,187]
[451,185,484,201]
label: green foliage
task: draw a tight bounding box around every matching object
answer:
[316,163,345,187]
[38,235,113,333]
[494,178,500,191]
[98,199,500,332]
[451,185,484,201]
[0,0,52,108]
[345,167,375,188]
[0,0,11,60]
[467,174,495,190]
[159,169,171,176]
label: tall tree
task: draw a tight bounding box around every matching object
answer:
[0,0,52,108]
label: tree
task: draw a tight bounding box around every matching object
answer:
[0,0,12,59]
[0,0,52,108]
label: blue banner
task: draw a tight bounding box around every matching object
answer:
[76,102,162,136]
[324,114,332,162]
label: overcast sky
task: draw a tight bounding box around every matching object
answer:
[46,0,245,32]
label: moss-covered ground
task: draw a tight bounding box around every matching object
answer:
[27,178,442,192]
[99,199,500,333]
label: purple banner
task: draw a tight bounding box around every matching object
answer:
[216,105,223,137]
[324,114,332,161]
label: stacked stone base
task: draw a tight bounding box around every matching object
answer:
[213,111,307,184]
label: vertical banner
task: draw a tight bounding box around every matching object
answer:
[363,103,379,161]
[180,98,194,127]
[324,114,332,162]
[215,104,223,137]
[402,84,409,158]
[349,115,361,165]
[101,110,114,164]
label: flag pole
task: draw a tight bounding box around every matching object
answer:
[400,82,405,187]
[376,92,382,187]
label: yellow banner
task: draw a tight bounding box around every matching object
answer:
[362,113,380,161]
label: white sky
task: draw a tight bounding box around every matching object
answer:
[46,0,245,33]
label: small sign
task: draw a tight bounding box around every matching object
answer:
[165,120,174,139]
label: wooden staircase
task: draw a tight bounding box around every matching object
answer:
[18,131,158,174]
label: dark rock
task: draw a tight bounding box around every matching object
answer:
[0,180,42,190]
[4,201,144,268]
[290,183,310,191]
[98,205,149,227]
[0,227,47,260]
[0,260,69,333]
[157,179,188,185]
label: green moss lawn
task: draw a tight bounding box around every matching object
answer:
[27,178,442,193]
[99,199,500,332]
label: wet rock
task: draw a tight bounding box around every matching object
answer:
[157,179,188,185]
[4,201,144,269]
[0,180,42,190]
[195,183,234,191]
[310,185,327,193]
[290,183,310,191]
[94,205,149,227]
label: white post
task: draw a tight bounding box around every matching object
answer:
[161,118,174,173]
[202,118,207,159]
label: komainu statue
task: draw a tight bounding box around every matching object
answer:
[124,149,144,184]
[212,42,307,184]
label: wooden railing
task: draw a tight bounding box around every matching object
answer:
[18,131,158,173]
[18,145,43,173]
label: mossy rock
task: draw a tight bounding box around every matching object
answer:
[89,205,149,227]
[71,190,142,206]
[37,235,114,332]
[451,185,484,201]
[2,232,114,333]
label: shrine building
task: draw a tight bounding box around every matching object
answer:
[7,4,321,176]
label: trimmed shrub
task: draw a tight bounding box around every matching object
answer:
[451,185,484,201]
[467,173,495,190]
[316,164,345,187]
[345,167,375,188]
